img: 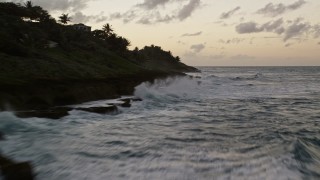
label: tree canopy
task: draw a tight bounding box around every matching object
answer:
[58,13,71,24]
[102,23,114,36]
[0,1,182,65]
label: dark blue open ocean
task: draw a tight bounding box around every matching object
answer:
[1,67,320,179]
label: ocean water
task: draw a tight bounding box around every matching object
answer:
[0,67,320,180]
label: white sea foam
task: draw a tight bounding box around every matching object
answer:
[134,76,201,101]
[1,67,320,180]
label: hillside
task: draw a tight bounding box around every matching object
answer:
[0,2,198,110]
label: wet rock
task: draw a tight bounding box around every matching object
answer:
[52,106,74,112]
[132,97,143,102]
[120,101,131,108]
[119,98,131,108]
[0,131,4,141]
[1,162,34,180]
[77,105,118,114]
[14,107,72,119]
[0,153,34,180]
[120,98,131,103]
[0,155,14,169]
[106,102,124,106]
[188,75,201,79]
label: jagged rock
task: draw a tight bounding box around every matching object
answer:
[120,101,131,108]
[14,107,72,119]
[188,75,201,79]
[0,154,15,170]
[0,153,34,180]
[0,131,4,140]
[77,105,118,114]
[106,102,124,106]
[119,98,131,108]
[1,162,34,180]
[120,98,131,103]
[132,97,143,102]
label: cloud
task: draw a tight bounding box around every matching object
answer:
[9,0,92,11]
[71,11,107,24]
[137,0,171,10]
[236,22,262,34]
[235,18,286,34]
[257,0,306,17]
[235,19,283,34]
[283,19,310,41]
[136,17,152,25]
[261,18,284,33]
[109,0,201,24]
[313,25,320,38]
[220,6,240,19]
[109,10,138,24]
[72,12,92,23]
[182,31,202,37]
[219,38,245,44]
[288,0,307,10]
[136,12,174,24]
[177,0,201,21]
[235,18,318,42]
[95,15,108,23]
[190,43,205,53]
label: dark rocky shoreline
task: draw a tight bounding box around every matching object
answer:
[1,133,34,180]
[0,71,185,112]
[0,72,187,180]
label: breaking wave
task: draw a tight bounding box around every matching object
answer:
[1,67,320,179]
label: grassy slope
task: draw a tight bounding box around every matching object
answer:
[0,48,147,86]
[0,2,198,109]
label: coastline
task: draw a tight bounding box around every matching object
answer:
[0,2,199,178]
[0,71,188,111]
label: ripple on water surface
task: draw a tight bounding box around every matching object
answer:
[0,67,320,179]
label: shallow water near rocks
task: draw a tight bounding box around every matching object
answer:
[0,67,320,180]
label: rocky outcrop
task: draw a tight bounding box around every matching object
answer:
[119,98,131,108]
[0,133,34,180]
[132,97,143,102]
[0,131,4,140]
[7,96,144,119]
[0,72,181,111]
[14,107,72,119]
[76,105,118,114]
[1,161,34,180]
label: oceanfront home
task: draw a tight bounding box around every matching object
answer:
[73,23,91,32]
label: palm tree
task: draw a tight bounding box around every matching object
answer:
[24,1,33,9]
[58,13,71,25]
[102,23,114,36]
[24,1,35,21]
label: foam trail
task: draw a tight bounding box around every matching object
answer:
[1,67,320,180]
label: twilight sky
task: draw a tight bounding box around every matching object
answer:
[6,0,320,66]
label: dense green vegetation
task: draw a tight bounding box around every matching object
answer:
[0,1,197,86]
